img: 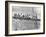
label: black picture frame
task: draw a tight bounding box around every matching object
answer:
[5,1,45,36]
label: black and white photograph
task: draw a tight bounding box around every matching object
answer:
[5,1,45,36]
[12,6,40,30]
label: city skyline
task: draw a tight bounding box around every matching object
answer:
[12,6,41,19]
